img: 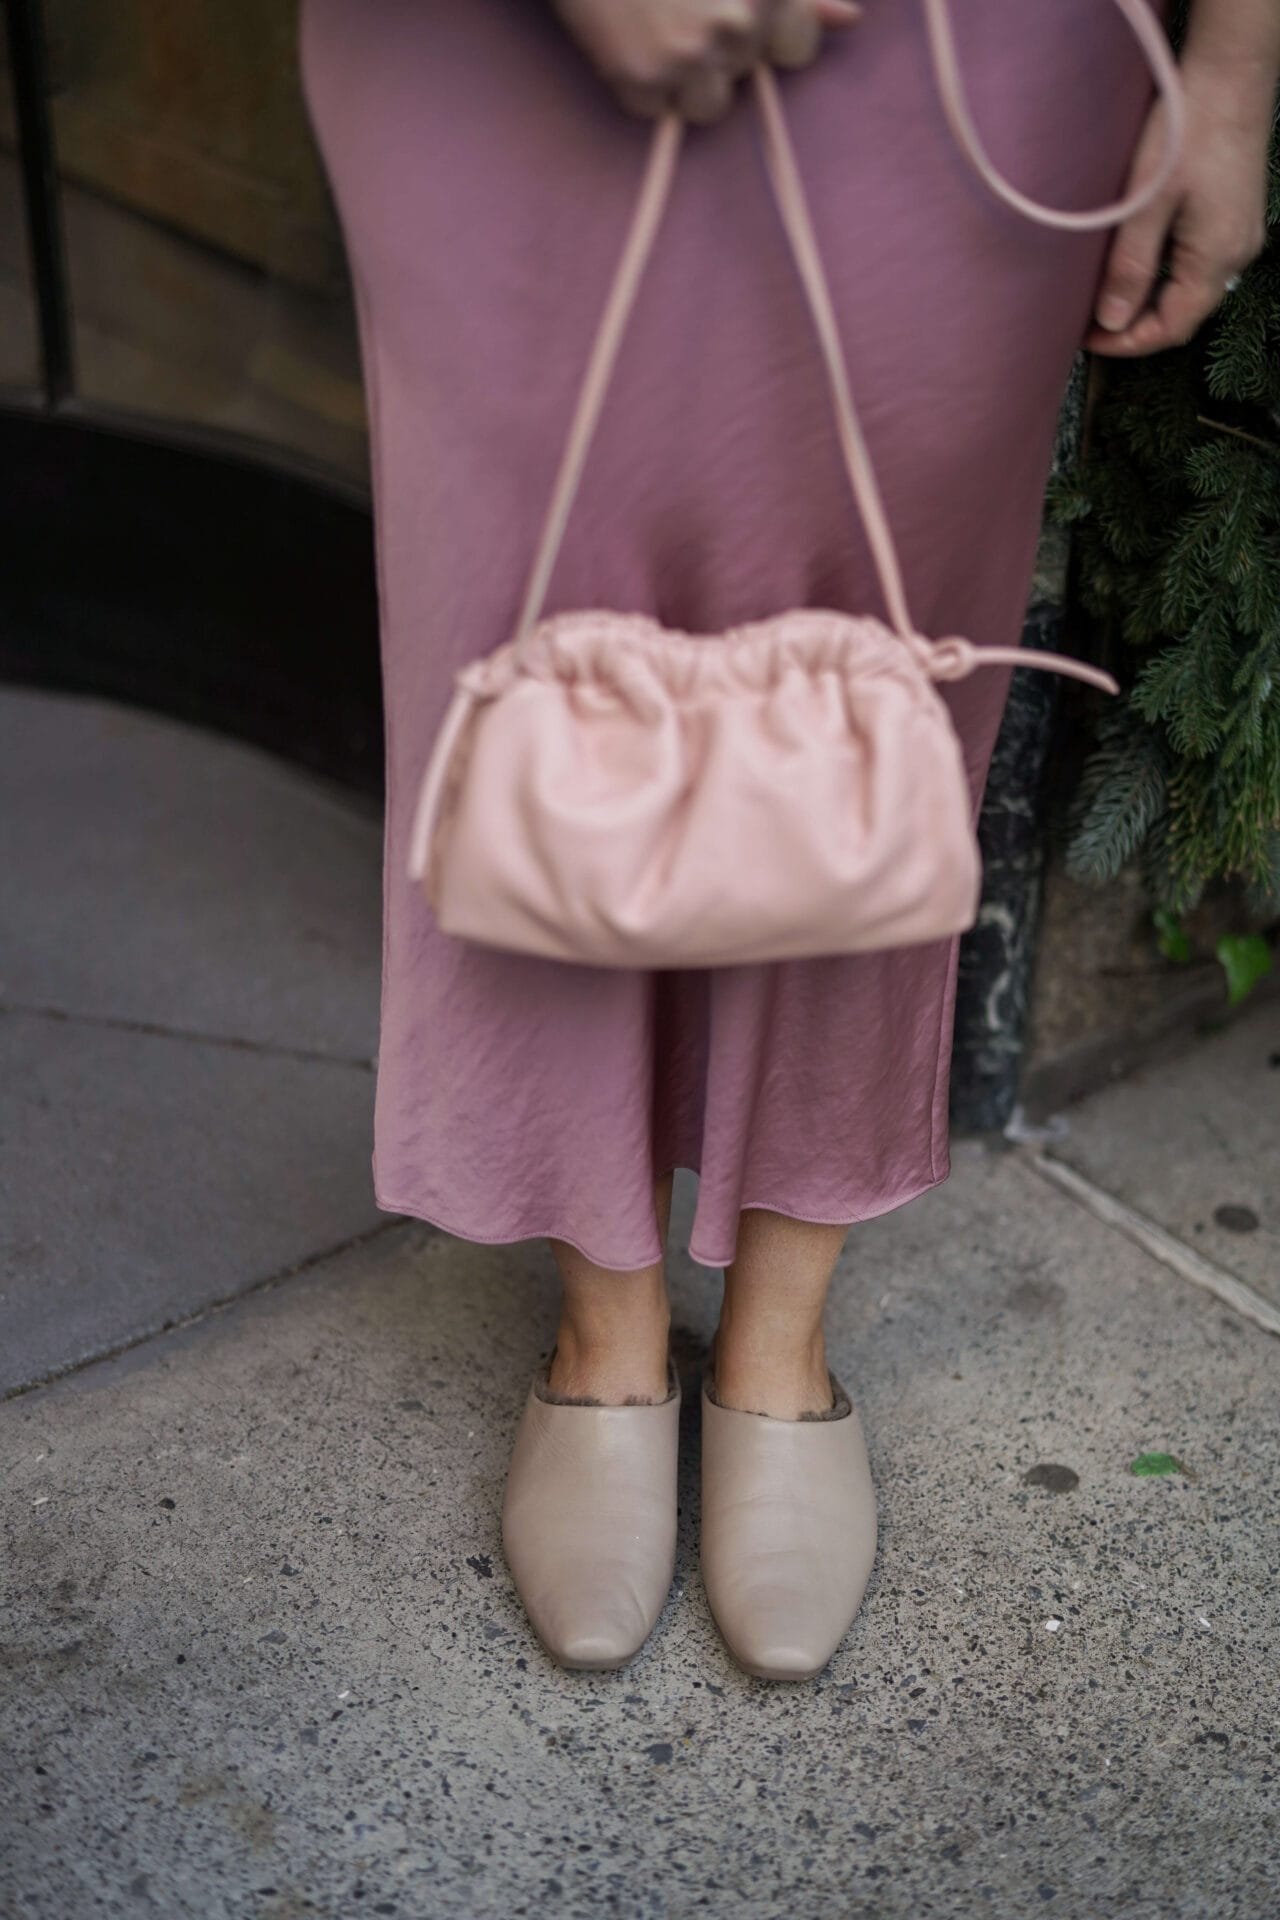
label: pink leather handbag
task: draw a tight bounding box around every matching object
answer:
[408,0,1183,970]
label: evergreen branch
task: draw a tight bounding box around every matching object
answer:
[1059,69,1280,912]
[1193,414,1279,457]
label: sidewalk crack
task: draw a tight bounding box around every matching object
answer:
[1021,1149,1280,1339]
[1,1218,409,1404]
[1,999,375,1070]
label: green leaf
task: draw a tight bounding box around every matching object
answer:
[1153,909,1191,962]
[1130,1452,1184,1477]
[1216,933,1274,1006]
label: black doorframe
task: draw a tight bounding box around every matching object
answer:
[0,0,384,794]
[5,0,72,406]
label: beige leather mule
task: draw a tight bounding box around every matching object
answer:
[501,1351,681,1670]
[700,1367,877,1681]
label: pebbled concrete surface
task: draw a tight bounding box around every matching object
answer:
[0,1007,382,1394]
[2,689,1277,1918]
[0,688,381,1062]
[1044,999,1280,1311]
[2,1148,1277,1920]
[0,688,385,1394]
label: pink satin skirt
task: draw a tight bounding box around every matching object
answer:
[299,0,1162,1268]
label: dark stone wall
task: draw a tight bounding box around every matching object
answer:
[950,359,1087,1134]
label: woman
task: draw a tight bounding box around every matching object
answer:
[298,0,1277,1678]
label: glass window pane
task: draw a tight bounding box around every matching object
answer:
[47,0,367,486]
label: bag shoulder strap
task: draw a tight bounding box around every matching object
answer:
[922,0,1183,233]
[514,1,1183,649]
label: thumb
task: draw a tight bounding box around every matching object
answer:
[1092,201,1171,335]
[1091,109,1178,334]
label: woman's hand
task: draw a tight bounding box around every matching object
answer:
[1085,0,1279,356]
[552,0,862,125]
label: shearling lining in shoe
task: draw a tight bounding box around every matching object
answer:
[533,1352,679,1408]
[703,1370,852,1421]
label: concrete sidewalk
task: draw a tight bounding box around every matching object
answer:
[2,688,1278,1920]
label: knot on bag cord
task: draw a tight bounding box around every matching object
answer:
[892,631,980,681]
[918,633,1122,695]
[920,636,979,681]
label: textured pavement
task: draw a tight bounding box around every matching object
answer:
[0,689,383,1390]
[2,688,1277,1919]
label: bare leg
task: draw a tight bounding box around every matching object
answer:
[711,1209,846,1419]
[544,1172,675,1406]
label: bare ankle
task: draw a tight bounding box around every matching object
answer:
[710,1320,833,1420]
[547,1314,671,1406]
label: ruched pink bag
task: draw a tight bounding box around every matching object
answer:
[408,0,1183,970]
